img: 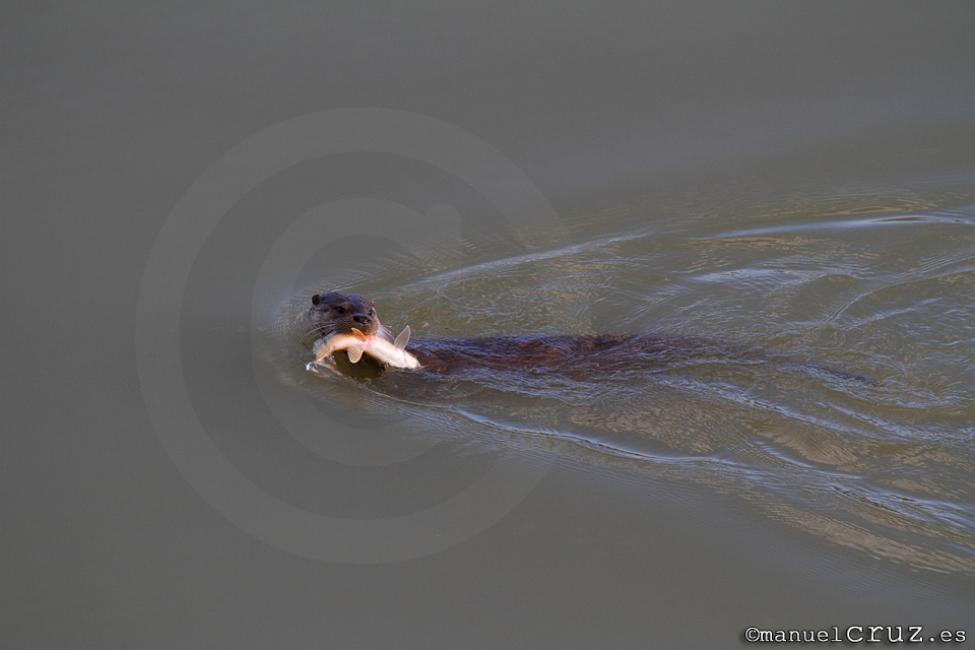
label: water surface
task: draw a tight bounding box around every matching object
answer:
[277,184,975,576]
[4,1,975,647]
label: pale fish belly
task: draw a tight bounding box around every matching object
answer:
[310,326,420,370]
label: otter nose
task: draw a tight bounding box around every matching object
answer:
[353,314,372,325]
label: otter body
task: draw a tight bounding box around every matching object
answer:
[407,333,722,377]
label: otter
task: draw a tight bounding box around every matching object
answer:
[307,291,756,379]
[308,291,874,385]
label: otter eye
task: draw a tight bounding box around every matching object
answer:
[335,306,346,314]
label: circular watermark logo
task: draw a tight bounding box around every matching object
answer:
[135,108,562,563]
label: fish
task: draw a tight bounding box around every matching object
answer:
[311,325,421,370]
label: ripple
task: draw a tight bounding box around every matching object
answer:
[290,184,975,575]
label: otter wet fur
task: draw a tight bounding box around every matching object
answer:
[306,291,873,383]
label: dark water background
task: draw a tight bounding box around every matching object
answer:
[4,1,975,648]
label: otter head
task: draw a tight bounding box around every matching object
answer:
[309,291,384,339]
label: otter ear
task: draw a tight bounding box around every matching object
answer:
[312,294,321,305]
